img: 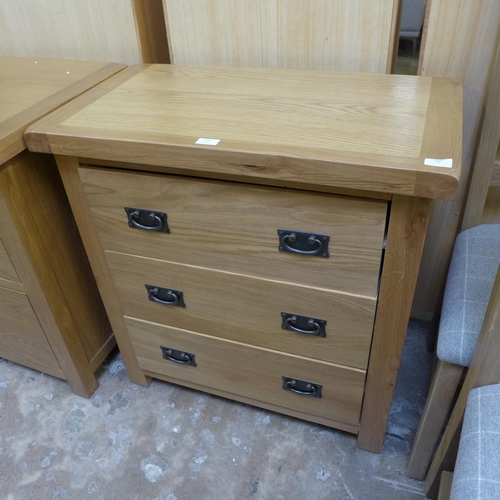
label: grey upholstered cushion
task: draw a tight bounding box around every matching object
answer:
[437,224,500,367]
[450,383,500,500]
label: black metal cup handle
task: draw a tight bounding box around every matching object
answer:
[129,210,163,231]
[285,380,317,396]
[149,288,179,306]
[282,233,323,256]
[164,349,192,365]
[284,316,321,335]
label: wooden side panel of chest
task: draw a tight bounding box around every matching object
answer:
[0,236,21,287]
[0,285,62,377]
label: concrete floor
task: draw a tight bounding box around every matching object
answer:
[0,320,433,500]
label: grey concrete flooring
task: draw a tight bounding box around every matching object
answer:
[0,320,433,500]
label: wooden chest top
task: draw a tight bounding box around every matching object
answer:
[25,64,462,199]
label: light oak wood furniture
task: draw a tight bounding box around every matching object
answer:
[462,43,500,229]
[25,64,462,452]
[0,0,169,65]
[0,57,125,397]
[163,0,401,73]
[412,0,500,319]
[407,46,500,481]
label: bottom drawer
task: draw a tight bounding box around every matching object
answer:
[125,316,366,428]
[0,286,62,377]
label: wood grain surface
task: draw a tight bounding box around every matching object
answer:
[0,286,63,378]
[0,57,125,164]
[357,195,431,453]
[106,250,376,369]
[163,0,399,74]
[80,167,387,297]
[0,236,20,284]
[25,65,462,200]
[413,0,500,315]
[125,315,366,427]
[0,0,166,65]
[462,44,500,228]
[55,155,152,388]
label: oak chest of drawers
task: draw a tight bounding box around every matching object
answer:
[0,57,125,396]
[25,64,462,452]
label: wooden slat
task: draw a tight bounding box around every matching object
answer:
[413,0,500,315]
[105,250,377,369]
[438,471,454,500]
[163,0,398,74]
[79,166,387,297]
[406,360,464,480]
[126,315,366,427]
[488,142,500,185]
[481,186,500,224]
[55,155,151,388]
[357,195,431,453]
[133,0,170,64]
[425,266,500,498]
[462,41,500,229]
[0,286,63,379]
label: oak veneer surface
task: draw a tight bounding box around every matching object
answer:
[0,57,124,396]
[125,316,366,427]
[0,57,125,165]
[79,167,387,297]
[105,250,377,369]
[0,286,62,378]
[0,0,155,65]
[26,65,462,201]
[0,237,20,284]
[163,0,398,73]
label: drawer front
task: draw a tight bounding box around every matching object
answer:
[0,237,20,284]
[80,167,387,297]
[107,250,376,369]
[0,286,62,376]
[125,316,365,427]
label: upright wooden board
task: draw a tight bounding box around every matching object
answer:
[163,0,399,73]
[0,0,169,64]
[413,0,500,316]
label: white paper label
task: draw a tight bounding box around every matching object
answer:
[195,138,220,146]
[424,158,453,168]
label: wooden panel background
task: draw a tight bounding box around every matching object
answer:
[163,0,400,73]
[412,0,500,316]
[0,0,169,64]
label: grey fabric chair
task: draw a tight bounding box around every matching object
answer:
[399,0,427,55]
[449,382,500,499]
[407,224,500,479]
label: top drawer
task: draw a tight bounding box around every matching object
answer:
[80,167,387,296]
[0,236,20,284]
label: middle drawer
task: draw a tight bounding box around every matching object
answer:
[105,250,376,369]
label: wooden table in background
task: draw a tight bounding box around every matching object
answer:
[0,57,125,397]
[25,65,462,452]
